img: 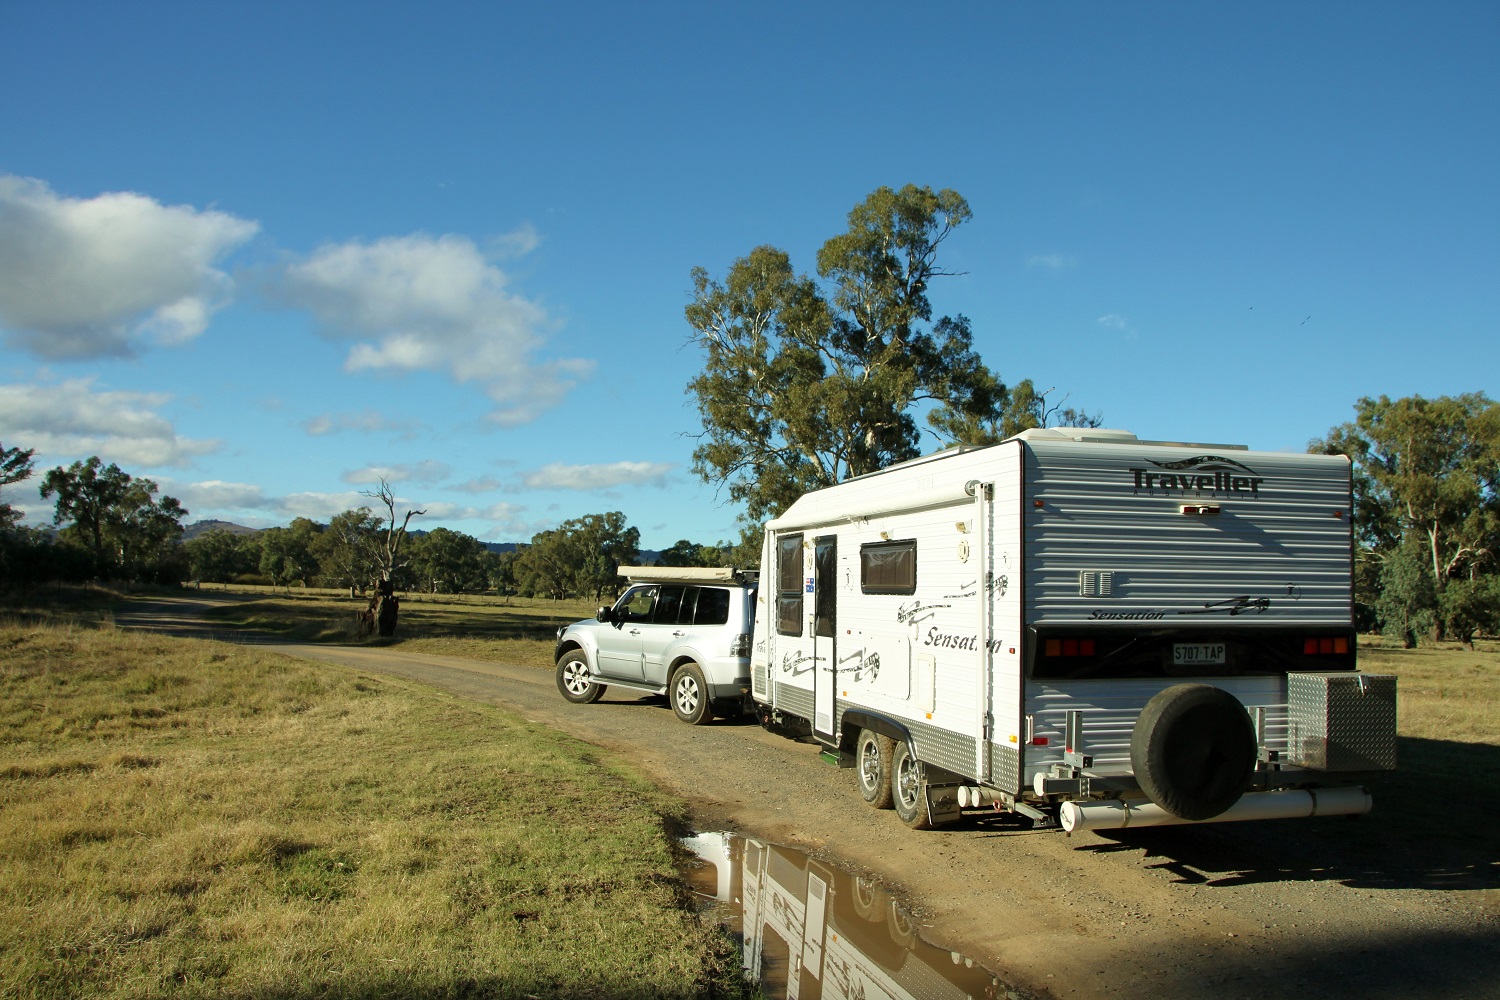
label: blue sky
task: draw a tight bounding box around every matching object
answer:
[2,2,1495,550]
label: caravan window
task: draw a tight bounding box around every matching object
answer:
[861,540,917,595]
[777,534,804,636]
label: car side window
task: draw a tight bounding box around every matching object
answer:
[695,588,730,626]
[654,586,686,624]
[675,587,701,625]
[616,585,658,624]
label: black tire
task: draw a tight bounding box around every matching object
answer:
[852,877,881,921]
[670,662,714,725]
[555,650,605,704]
[890,741,933,830]
[1130,683,1256,821]
[855,728,896,809]
[888,904,919,948]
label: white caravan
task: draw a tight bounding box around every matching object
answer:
[751,428,1396,832]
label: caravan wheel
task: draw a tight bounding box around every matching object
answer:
[1130,683,1256,821]
[855,729,895,809]
[891,742,934,830]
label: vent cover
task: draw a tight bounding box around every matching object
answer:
[1079,570,1114,598]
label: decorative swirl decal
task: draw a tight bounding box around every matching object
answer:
[1146,455,1259,474]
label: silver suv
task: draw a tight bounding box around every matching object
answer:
[554,566,758,724]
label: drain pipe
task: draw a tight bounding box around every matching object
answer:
[1060,786,1372,833]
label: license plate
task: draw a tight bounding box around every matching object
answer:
[1173,642,1226,666]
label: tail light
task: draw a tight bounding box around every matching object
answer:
[730,634,752,657]
[1044,638,1096,657]
[1303,636,1350,655]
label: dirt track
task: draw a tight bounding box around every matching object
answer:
[119,595,1500,1000]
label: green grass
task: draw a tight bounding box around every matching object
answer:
[0,621,744,999]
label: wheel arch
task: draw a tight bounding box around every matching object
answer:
[838,711,912,755]
[555,639,585,657]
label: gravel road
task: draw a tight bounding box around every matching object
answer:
[119,595,1500,1000]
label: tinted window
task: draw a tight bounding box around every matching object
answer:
[814,536,836,638]
[694,587,730,625]
[861,540,916,595]
[654,586,686,624]
[777,534,804,636]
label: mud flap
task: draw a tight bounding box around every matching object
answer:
[925,784,963,826]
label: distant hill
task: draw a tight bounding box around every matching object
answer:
[182,520,261,541]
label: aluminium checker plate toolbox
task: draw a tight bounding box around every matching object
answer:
[1286,671,1397,772]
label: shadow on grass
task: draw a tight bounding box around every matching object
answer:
[1073,735,1500,895]
[199,596,587,646]
[245,980,750,1000]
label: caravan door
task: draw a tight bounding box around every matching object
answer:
[813,535,837,741]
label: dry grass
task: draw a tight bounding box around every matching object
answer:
[0,621,743,999]
[201,591,598,669]
[1358,637,1499,745]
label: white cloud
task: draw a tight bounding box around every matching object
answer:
[276,232,592,426]
[0,175,258,359]
[489,222,540,258]
[449,476,504,494]
[303,409,421,437]
[156,481,538,540]
[1097,314,1130,330]
[0,378,220,468]
[521,461,675,491]
[1026,253,1077,270]
[341,461,452,486]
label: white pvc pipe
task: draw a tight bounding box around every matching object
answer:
[958,786,1002,809]
[1059,786,1372,833]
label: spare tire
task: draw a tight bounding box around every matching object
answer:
[1130,683,1256,821]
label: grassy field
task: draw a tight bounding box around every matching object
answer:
[200,589,598,669]
[0,617,746,1000]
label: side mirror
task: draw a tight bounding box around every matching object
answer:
[596,606,613,623]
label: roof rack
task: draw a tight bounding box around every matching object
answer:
[617,565,758,585]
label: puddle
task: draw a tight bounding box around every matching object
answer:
[681,831,1012,1000]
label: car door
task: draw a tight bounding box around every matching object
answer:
[596,584,655,681]
[639,585,689,684]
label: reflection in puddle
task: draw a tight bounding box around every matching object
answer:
[681,832,1010,1000]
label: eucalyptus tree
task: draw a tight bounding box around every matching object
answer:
[40,456,188,581]
[184,529,261,585]
[0,441,35,529]
[311,508,383,591]
[686,185,1029,524]
[408,527,493,593]
[1313,392,1500,641]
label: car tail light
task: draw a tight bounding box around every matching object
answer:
[730,633,752,657]
[1303,636,1350,655]
[1044,638,1096,657]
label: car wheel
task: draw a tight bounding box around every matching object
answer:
[555,650,605,704]
[856,728,895,809]
[891,741,933,830]
[670,662,714,725]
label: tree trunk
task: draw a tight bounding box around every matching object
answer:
[374,579,399,637]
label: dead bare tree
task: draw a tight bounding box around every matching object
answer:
[359,479,426,638]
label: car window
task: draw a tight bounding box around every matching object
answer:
[654,586,686,624]
[675,587,701,625]
[616,585,658,624]
[694,587,730,626]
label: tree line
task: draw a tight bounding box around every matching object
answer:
[0,446,731,601]
[1312,392,1499,647]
